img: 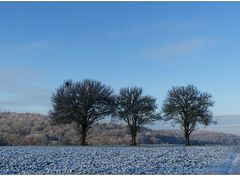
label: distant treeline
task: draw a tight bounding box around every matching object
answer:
[0,112,240,146]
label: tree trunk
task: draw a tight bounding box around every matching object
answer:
[184,129,190,146]
[81,129,87,146]
[185,134,190,146]
[130,128,137,146]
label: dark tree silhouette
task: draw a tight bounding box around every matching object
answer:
[114,87,161,145]
[161,85,215,145]
[49,79,115,145]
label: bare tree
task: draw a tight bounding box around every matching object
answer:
[114,87,161,145]
[161,85,215,145]
[49,79,115,145]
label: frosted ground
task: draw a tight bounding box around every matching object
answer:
[1,145,240,174]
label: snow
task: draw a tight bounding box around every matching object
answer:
[0,145,238,174]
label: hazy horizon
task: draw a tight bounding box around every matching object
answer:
[150,115,240,136]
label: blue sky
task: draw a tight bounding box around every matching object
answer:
[1,2,240,134]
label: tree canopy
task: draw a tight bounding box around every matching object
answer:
[114,87,161,145]
[49,79,115,145]
[161,85,215,145]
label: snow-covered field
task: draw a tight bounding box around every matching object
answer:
[0,145,239,174]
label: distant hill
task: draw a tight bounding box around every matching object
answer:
[1,112,240,146]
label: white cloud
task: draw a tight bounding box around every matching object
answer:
[109,23,164,38]
[0,41,52,53]
[141,38,218,61]
[108,19,204,38]
[20,41,52,49]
